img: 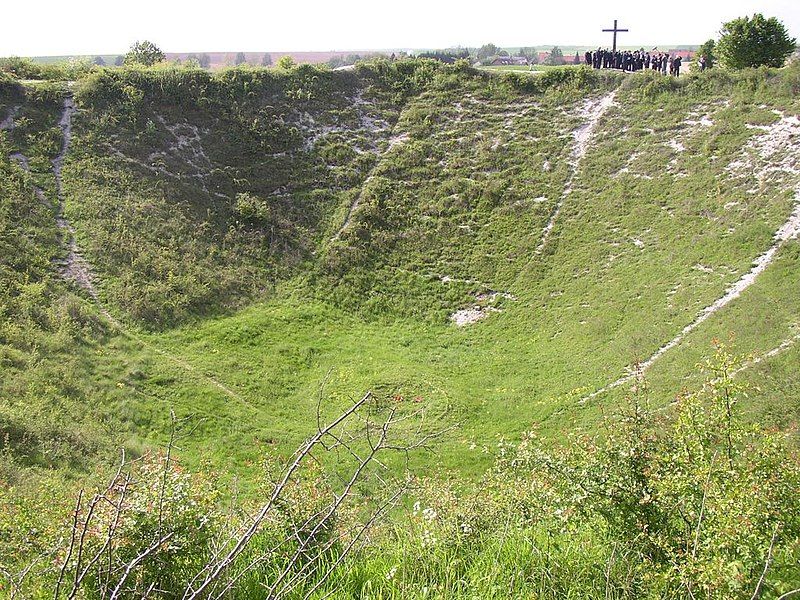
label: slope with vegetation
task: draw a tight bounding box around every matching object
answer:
[1,58,800,597]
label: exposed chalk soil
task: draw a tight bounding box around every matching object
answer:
[582,112,800,402]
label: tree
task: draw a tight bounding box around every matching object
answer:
[717,13,796,69]
[277,55,296,70]
[235,52,247,65]
[698,39,716,68]
[93,56,106,66]
[124,40,166,67]
[261,53,272,66]
[185,54,201,68]
[198,53,211,68]
[114,55,124,67]
[573,52,581,65]
[498,49,509,57]
[544,46,565,66]
[477,43,499,65]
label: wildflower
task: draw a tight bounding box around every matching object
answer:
[386,565,398,580]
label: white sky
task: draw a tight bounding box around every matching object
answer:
[3,0,799,57]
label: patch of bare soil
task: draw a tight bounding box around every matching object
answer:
[582,111,800,402]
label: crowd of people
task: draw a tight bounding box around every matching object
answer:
[584,49,684,76]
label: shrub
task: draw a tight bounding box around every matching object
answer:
[718,14,796,69]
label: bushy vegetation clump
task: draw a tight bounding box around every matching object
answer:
[718,13,797,69]
[2,348,799,598]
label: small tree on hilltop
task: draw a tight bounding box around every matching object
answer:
[235,51,247,65]
[261,52,272,66]
[277,55,296,70]
[477,43,499,65]
[573,51,581,64]
[124,40,166,66]
[199,53,211,68]
[113,55,124,66]
[544,46,565,65]
[717,13,796,68]
[93,56,106,66]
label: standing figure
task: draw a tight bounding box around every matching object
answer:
[673,55,682,77]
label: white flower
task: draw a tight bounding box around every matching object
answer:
[386,565,398,580]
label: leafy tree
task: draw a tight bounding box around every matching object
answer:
[518,47,537,61]
[124,40,166,67]
[113,55,124,66]
[235,51,247,65]
[573,51,581,65]
[697,39,716,68]
[544,46,565,66]
[717,13,796,69]
[198,53,211,68]
[261,53,272,66]
[93,56,106,66]
[477,43,499,65]
[498,49,509,57]
[277,55,296,70]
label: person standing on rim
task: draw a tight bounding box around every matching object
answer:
[673,55,682,76]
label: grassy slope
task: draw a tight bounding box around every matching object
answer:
[133,68,800,483]
[2,63,799,490]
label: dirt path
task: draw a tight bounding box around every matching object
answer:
[49,97,106,307]
[581,110,800,402]
[535,92,617,255]
[732,331,800,377]
[582,197,800,403]
[35,98,250,407]
[330,129,409,242]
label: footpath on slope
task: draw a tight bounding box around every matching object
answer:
[581,111,800,402]
[505,90,618,299]
[2,101,250,408]
[535,92,617,255]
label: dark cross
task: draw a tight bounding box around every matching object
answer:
[602,19,629,53]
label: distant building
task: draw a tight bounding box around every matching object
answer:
[668,50,696,60]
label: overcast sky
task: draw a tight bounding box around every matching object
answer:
[3,0,799,57]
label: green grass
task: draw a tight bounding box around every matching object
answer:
[4,59,800,598]
[4,62,800,484]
